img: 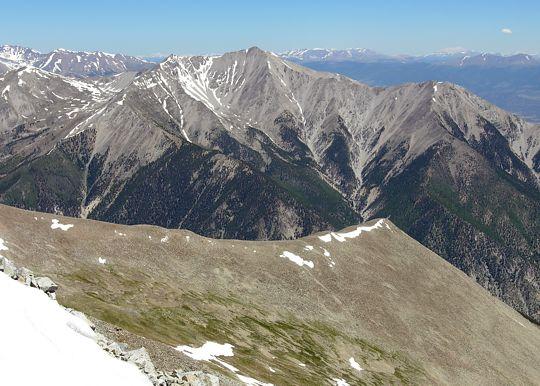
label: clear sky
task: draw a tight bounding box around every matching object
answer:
[2,0,538,56]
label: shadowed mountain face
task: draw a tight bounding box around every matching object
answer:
[0,47,539,322]
[1,204,539,385]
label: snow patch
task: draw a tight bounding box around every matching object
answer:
[176,341,234,361]
[349,357,363,372]
[236,374,272,386]
[182,129,192,143]
[176,342,272,385]
[279,251,314,268]
[2,85,10,100]
[334,378,350,386]
[116,94,126,105]
[318,234,332,243]
[0,238,8,251]
[318,219,385,243]
[51,219,74,231]
[175,57,223,114]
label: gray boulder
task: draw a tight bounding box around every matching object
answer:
[178,371,220,386]
[17,267,35,286]
[105,341,128,356]
[34,276,58,293]
[1,257,18,279]
[125,347,158,380]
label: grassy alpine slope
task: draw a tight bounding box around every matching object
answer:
[0,204,538,385]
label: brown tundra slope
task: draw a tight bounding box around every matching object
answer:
[0,204,538,385]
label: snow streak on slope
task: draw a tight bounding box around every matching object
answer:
[318,219,387,242]
[0,274,151,386]
[177,341,272,385]
[174,56,223,113]
[279,251,314,268]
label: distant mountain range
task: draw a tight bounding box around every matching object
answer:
[0,45,153,78]
[1,46,539,323]
[280,48,539,66]
[280,48,540,123]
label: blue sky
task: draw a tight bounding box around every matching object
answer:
[2,0,538,56]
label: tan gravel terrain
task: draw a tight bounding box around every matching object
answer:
[0,204,538,385]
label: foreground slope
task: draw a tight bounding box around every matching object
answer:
[0,204,538,385]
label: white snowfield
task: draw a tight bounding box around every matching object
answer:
[50,219,74,231]
[176,341,272,386]
[279,251,314,268]
[349,357,363,371]
[176,341,234,361]
[318,219,387,242]
[0,274,151,386]
[0,238,8,251]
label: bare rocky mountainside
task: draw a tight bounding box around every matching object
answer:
[281,48,540,123]
[1,204,539,385]
[0,46,539,323]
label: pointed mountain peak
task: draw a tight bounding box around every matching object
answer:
[246,46,266,55]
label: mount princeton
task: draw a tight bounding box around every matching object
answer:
[0,46,539,323]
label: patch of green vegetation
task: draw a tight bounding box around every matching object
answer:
[90,144,356,239]
[268,157,359,229]
[60,274,424,385]
[0,148,84,213]
[0,155,27,175]
[426,180,501,242]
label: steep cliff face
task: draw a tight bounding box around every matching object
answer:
[0,47,539,321]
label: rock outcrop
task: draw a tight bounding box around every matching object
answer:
[99,339,220,386]
[0,256,58,298]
